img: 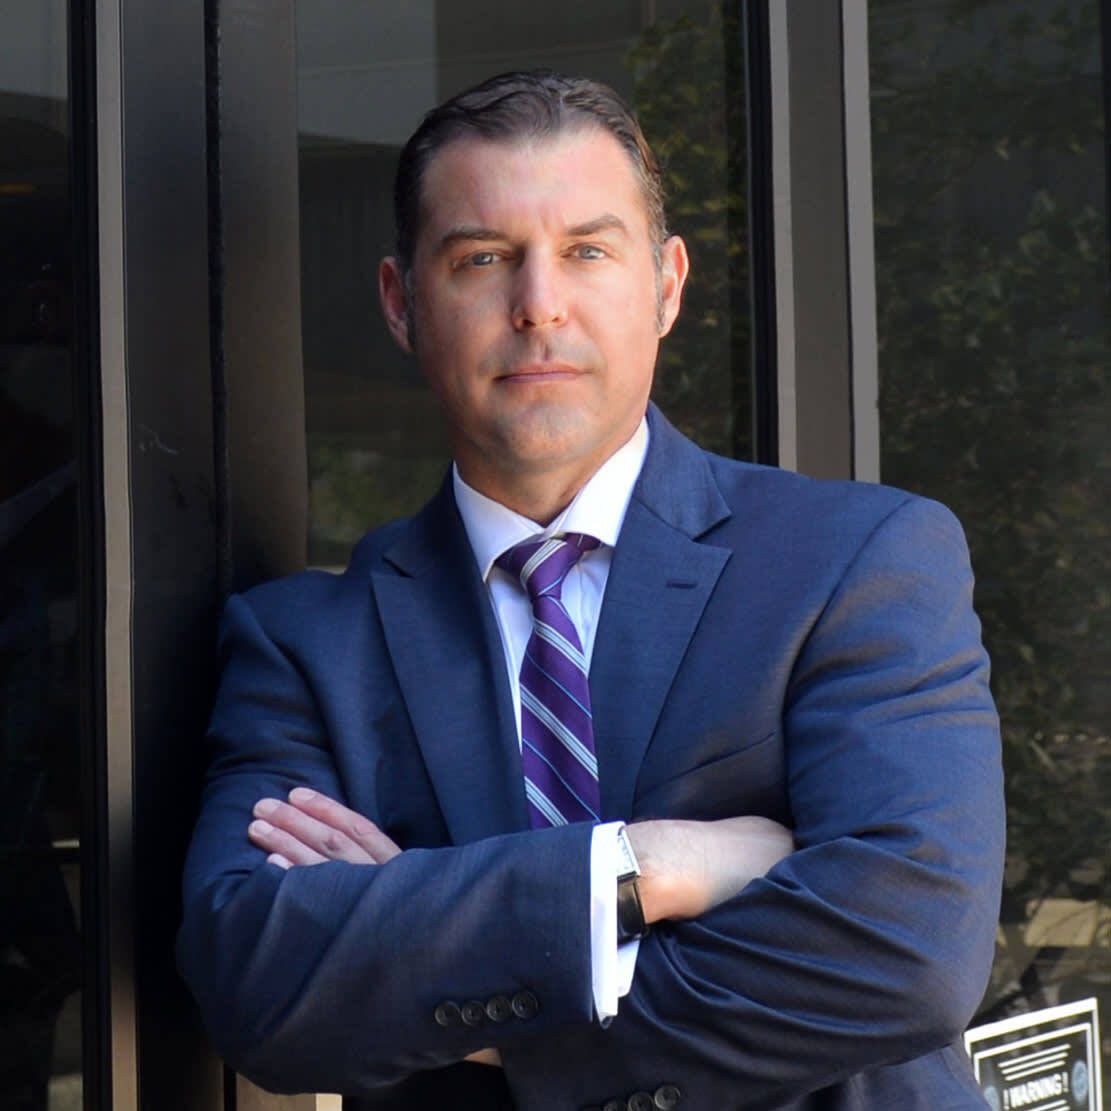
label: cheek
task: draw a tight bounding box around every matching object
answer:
[427,292,501,351]
[416,315,491,403]
[606,290,662,353]
[415,302,468,362]
[615,277,661,327]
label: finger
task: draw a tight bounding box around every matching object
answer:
[287,788,402,863]
[248,818,328,866]
[464,1048,503,1068]
[252,798,373,864]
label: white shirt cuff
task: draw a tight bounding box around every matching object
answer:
[589,821,641,1021]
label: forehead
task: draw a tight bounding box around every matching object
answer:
[416,127,650,240]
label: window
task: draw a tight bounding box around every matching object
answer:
[870,2,1111,1096]
[1,2,88,1106]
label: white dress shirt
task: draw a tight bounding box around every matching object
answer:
[453,419,649,1021]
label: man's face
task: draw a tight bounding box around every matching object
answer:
[379,126,688,516]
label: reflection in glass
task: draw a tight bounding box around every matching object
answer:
[870,0,1110,1097]
[296,1,752,565]
[0,2,83,1108]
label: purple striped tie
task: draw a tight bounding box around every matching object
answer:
[497,533,602,828]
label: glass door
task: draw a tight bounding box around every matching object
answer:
[869,0,1111,1100]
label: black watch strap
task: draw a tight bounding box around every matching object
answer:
[617,873,648,942]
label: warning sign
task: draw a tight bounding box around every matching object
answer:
[965,998,1102,1111]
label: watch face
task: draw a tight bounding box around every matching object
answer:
[616,827,640,877]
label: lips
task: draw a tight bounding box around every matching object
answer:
[496,362,583,382]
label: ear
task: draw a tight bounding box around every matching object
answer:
[656,235,690,338]
[379,256,413,354]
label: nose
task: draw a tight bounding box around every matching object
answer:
[510,252,568,330]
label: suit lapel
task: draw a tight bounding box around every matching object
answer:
[590,407,733,821]
[372,481,528,843]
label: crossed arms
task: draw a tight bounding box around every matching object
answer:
[247,789,795,1068]
[248,789,795,925]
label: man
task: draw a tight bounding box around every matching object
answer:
[179,72,1005,1110]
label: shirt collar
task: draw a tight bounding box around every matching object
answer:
[453,418,650,581]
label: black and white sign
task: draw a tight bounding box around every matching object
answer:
[965,998,1103,1111]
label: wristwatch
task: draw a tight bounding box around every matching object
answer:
[616,823,649,942]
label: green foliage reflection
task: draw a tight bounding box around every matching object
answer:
[631,4,753,459]
[871,0,1111,1025]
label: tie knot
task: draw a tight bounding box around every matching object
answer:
[496,532,600,603]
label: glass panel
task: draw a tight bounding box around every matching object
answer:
[297,0,753,566]
[0,2,84,1108]
[870,0,1110,1098]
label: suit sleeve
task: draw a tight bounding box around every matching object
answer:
[502,495,1005,1109]
[177,592,596,1095]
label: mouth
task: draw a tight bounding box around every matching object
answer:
[496,362,583,384]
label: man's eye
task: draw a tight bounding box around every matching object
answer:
[468,251,498,267]
[573,244,606,260]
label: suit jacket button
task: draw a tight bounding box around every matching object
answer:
[511,990,539,1019]
[602,1101,624,1111]
[461,999,486,1027]
[433,1001,460,1027]
[654,1085,682,1109]
[627,1093,654,1111]
[486,995,512,1023]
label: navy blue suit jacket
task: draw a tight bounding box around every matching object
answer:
[179,405,1004,1109]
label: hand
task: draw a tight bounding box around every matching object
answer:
[627,815,794,924]
[248,788,402,869]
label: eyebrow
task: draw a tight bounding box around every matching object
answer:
[435,213,631,252]
[565,213,630,238]
[437,225,503,250]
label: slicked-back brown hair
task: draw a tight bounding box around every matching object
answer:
[393,70,668,276]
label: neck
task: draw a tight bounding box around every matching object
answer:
[452,418,647,525]
[457,465,586,526]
